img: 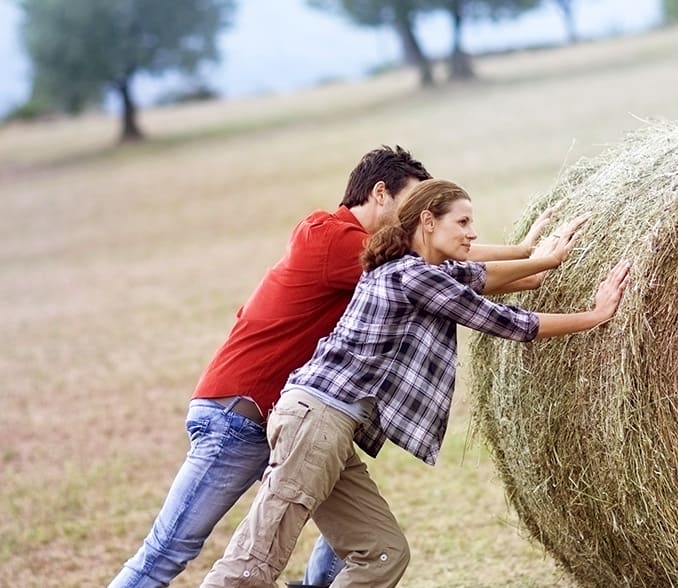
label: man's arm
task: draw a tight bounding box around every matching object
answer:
[468,207,555,262]
[482,213,590,294]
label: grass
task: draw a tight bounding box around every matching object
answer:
[2,25,678,588]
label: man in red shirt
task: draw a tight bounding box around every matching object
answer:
[108,146,545,588]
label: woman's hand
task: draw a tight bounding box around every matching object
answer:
[534,260,631,339]
[592,259,632,325]
[533,213,590,266]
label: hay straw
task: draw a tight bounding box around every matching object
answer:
[471,121,678,587]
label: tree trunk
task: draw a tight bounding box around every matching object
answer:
[393,15,434,87]
[555,0,578,44]
[118,78,143,142]
[447,4,474,80]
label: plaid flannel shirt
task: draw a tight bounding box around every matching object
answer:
[286,254,539,465]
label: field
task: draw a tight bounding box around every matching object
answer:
[2,27,678,588]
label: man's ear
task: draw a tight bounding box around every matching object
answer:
[371,181,387,205]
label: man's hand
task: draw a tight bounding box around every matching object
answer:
[518,207,555,255]
[529,213,590,284]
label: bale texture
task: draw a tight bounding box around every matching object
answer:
[471,122,678,587]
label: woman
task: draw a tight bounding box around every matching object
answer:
[201,179,630,588]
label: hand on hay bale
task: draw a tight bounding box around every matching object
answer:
[534,259,631,338]
[484,214,591,295]
[471,122,678,588]
[528,213,591,286]
[517,205,557,256]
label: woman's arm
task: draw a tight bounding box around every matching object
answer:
[534,260,631,339]
[468,243,531,261]
[468,207,554,262]
[483,214,589,294]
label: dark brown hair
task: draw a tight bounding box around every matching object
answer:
[340,145,431,207]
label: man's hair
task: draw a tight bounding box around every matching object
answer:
[340,145,432,208]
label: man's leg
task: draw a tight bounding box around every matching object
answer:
[108,399,269,588]
[302,536,343,587]
[311,452,410,588]
[200,390,357,588]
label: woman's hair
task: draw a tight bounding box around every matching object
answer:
[361,179,471,271]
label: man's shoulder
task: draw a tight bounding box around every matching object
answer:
[294,207,365,242]
[304,206,361,228]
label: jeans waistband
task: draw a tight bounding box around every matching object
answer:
[193,396,265,425]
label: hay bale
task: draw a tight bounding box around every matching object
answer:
[471,122,678,588]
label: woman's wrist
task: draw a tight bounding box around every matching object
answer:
[547,253,561,269]
[589,307,611,328]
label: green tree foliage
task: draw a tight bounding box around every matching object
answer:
[664,0,678,23]
[309,0,435,87]
[19,0,236,141]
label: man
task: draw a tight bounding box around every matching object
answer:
[108,146,430,588]
[109,146,545,587]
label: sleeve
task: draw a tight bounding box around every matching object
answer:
[401,263,539,342]
[439,260,487,293]
[324,223,368,290]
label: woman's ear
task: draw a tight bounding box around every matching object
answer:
[420,209,435,232]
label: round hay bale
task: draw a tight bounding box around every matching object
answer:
[470,122,678,588]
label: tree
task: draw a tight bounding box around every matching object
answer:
[553,0,577,43]
[19,0,236,141]
[309,0,435,87]
[663,0,678,24]
[428,0,541,80]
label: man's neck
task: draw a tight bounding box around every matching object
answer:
[348,203,379,235]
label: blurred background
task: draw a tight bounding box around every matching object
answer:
[2,1,678,587]
[0,0,668,125]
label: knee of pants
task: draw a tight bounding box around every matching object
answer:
[349,533,410,578]
[383,535,410,576]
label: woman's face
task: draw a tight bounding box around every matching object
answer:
[428,198,478,263]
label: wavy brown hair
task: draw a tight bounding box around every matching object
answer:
[361,179,471,271]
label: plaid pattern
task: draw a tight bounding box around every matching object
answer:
[286,254,539,465]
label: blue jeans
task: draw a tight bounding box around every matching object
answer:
[303,536,345,586]
[108,399,269,587]
[108,399,342,587]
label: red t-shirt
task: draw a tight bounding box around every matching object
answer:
[193,206,367,416]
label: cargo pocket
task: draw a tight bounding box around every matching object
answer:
[237,479,312,573]
[267,399,312,466]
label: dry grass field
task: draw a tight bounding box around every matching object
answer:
[2,26,678,588]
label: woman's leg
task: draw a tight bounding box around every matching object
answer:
[311,452,410,588]
[200,390,357,588]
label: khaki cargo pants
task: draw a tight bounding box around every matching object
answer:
[200,388,409,588]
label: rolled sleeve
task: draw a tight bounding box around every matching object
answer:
[440,260,486,293]
[402,262,538,342]
[459,298,539,342]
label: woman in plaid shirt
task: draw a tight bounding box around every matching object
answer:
[202,179,631,588]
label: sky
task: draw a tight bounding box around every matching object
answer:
[0,0,663,117]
